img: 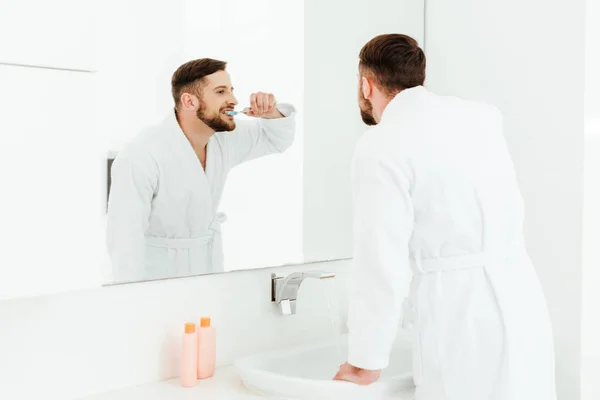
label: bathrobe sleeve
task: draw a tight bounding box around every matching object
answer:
[221,103,296,168]
[106,148,158,282]
[347,137,415,370]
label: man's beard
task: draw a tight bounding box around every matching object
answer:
[196,102,236,132]
[359,93,378,126]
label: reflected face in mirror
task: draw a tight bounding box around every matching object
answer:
[357,74,377,126]
[192,71,239,132]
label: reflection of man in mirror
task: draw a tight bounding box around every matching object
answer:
[106,58,296,282]
[334,34,556,400]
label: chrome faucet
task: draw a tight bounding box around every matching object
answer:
[271,270,336,316]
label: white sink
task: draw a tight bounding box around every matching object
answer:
[234,334,414,399]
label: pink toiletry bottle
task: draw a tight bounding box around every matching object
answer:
[197,317,216,379]
[181,323,198,388]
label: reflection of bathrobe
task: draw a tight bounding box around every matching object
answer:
[347,86,556,399]
[106,104,295,282]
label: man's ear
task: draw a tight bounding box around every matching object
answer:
[361,76,373,100]
[180,93,198,109]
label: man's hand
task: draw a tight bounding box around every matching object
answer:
[333,362,381,385]
[247,92,284,119]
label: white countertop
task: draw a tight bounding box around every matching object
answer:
[82,367,262,400]
[82,366,416,400]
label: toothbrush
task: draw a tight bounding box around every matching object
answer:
[225,108,251,116]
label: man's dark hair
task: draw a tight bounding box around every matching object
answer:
[171,58,227,109]
[359,34,426,97]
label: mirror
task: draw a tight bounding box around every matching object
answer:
[100,1,305,283]
[0,0,424,298]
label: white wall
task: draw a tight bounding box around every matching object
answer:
[0,0,101,301]
[582,139,600,400]
[0,66,103,299]
[581,0,600,397]
[303,0,425,262]
[0,0,95,71]
[0,259,351,400]
[425,1,586,399]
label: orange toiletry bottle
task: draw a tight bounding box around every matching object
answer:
[197,317,216,379]
[181,322,197,388]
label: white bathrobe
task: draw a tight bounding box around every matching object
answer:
[347,86,556,399]
[106,104,295,283]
